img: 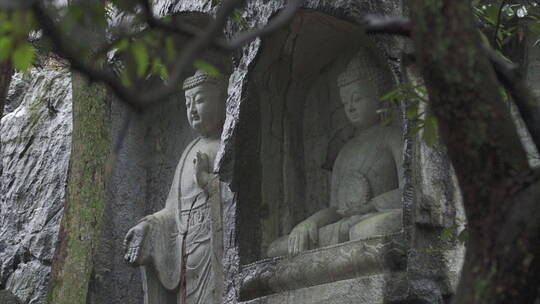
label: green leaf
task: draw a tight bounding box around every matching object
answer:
[165,37,176,60]
[528,21,540,37]
[485,4,500,25]
[414,84,427,95]
[406,104,418,120]
[499,87,509,101]
[232,8,243,24]
[0,36,14,61]
[151,58,168,80]
[0,11,11,34]
[119,69,132,88]
[406,124,423,137]
[161,16,172,24]
[231,8,248,29]
[478,30,491,47]
[423,113,439,147]
[143,33,159,47]
[457,228,468,244]
[114,38,129,52]
[441,225,456,241]
[12,43,34,71]
[381,89,399,100]
[193,60,220,77]
[132,42,149,77]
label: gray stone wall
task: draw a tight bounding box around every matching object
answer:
[0,69,72,304]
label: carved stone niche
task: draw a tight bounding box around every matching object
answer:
[230,10,463,304]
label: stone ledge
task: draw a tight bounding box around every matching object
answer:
[240,232,407,300]
[242,272,409,304]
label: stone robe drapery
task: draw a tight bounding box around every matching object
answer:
[319,125,403,246]
[138,138,223,304]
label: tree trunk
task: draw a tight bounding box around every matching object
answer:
[0,61,14,118]
[409,0,540,303]
[46,73,111,304]
[0,61,14,194]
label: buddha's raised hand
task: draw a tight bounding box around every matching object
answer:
[194,151,211,188]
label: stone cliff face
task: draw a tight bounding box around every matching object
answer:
[0,69,72,304]
[1,1,537,303]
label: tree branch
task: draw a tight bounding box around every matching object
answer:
[141,0,303,51]
[225,0,303,49]
[33,2,412,111]
[136,0,303,105]
[363,15,411,37]
[33,0,304,109]
[135,0,244,106]
[0,0,36,8]
[31,2,145,111]
[140,0,229,50]
[493,0,507,48]
[485,47,540,150]
[359,15,540,153]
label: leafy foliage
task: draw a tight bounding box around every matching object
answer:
[0,0,240,89]
[0,10,37,71]
[379,0,539,149]
[0,0,536,110]
[473,0,540,48]
[381,84,441,147]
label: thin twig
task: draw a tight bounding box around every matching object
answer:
[91,30,147,61]
[485,46,540,150]
[141,0,303,51]
[0,0,37,8]
[31,2,145,111]
[225,0,304,49]
[135,0,306,105]
[493,0,507,48]
[136,0,245,106]
[34,0,303,109]
[140,0,229,50]
[363,15,411,37]
[34,1,411,110]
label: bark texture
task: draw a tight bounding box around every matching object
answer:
[409,1,540,303]
[0,61,14,118]
[46,74,111,304]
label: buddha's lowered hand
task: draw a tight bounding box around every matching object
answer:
[337,202,376,217]
[123,220,150,266]
[288,219,319,255]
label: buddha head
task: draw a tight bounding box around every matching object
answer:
[337,54,389,130]
[183,70,227,138]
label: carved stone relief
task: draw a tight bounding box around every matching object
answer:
[123,70,226,304]
[228,11,409,301]
[267,52,403,258]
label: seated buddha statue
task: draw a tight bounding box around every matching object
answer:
[267,55,403,257]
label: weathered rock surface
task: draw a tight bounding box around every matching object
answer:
[0,69,71,304]
[0,289,20,304]
[2,1,534,303]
